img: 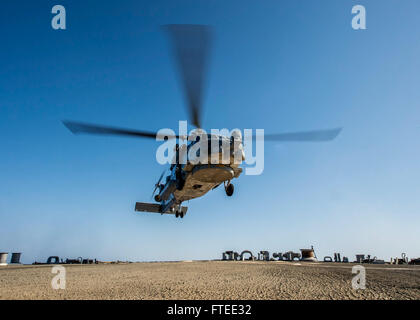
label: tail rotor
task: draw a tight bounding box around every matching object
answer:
[151,170,167,200]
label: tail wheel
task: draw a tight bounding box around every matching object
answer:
[175,210,184,218]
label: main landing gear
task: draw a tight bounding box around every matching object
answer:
[225,181,234,197]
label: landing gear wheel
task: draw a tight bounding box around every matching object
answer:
[225,183,234,197]
[175,211,184,218]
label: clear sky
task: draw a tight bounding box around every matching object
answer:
[1,0,419,264]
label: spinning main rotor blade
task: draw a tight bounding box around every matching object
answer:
[163,24,212,129]
[262,128,342,142]
[62,121,179,139]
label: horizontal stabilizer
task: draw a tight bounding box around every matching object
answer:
[135,202,188,215]
[135,202,163,213]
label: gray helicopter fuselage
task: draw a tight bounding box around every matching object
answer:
[156,134,244,210]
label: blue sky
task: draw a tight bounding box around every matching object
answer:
[1,0,419,263]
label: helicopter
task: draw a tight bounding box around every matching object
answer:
[63,24,341,218]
